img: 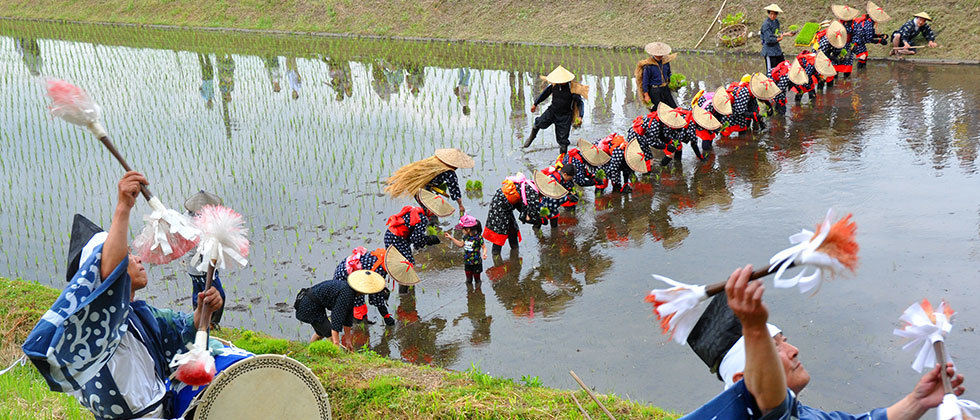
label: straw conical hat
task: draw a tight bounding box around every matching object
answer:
[657,102,687,129]
[913,12,932,21]
[644,42,671,56]
[384,245,420,286]
[348,269,385,294]
[434,148,474,169]
[831,4,860,21]
[625,139,649,174]
[544,66,575,84]
[815,51,838,76]
[576,138,612,167]
[750,73,781,100]
[534,170,569,199]
[692,106,722,131]
[184,190,223,214]
[826,20,848,48]
[788,58,809,85]
[763,4,784,13]
[712,86,733,115]
[867,1,890,22]
[416,189,455,217]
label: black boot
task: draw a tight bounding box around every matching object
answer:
[522,128,539,148]
[794,92,803,103]
[842,72,851,79]
[808,91,817,101]
[857,61,866,69]
[701,140,713,151]
[559,144,568,155]
[827,80,834,88]
[817,81,825,90]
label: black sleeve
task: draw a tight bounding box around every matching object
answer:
[533,84,554,106]
[574,95,585,118]
[922,23,936,41]
[331,287,357,332]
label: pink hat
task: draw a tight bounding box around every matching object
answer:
[455,215,478,230]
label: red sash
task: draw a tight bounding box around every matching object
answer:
[386,206,424,237]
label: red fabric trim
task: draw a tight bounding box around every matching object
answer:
[386,206,424,236]
[771,61,790,80]
[695,129,714,141]
[483,226,508,246]
[631,115,646,136]
[353,304,368,319]
[834,64,852,73]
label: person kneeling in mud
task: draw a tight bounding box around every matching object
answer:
[295,266,386,347]
[332,246,396,326]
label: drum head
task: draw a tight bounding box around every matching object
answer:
[192,354,332,419]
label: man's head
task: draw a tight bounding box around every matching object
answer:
[768,11,779,20]
[721,324,811,393]
[127,254,148,295]
[914,17,926,26]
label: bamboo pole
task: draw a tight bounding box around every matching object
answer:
[694,0,728,49]
[569,370,616,420]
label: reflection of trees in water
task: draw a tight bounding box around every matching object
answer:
[591,76,615,125]
[217,54,236,139]
[17,38,42,76]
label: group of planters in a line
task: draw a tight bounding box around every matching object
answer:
[13,2,959,420]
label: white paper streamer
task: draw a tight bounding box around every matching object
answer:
[768,209,846,294]
[141,196,201,256]
[648,275,709,344]
[893,301,954,373]
[938,393,980,420]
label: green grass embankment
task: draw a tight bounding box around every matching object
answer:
[0,278,676,419]
[1,0,977,63]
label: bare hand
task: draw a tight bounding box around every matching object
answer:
[725,264,768,329]
[643,93,651,103]
[530,105,538,113]
[459,204,466,215]
[443,232,452,239]
[928,41,938,48]
[117,171,148,210]
[197,286,224,314]
[909,363,965,410]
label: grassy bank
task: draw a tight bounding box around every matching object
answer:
[0,278,675,419]
[1,0,978,62]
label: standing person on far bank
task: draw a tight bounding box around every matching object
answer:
[761,4,789,73]
[523,66,586,155]
[635,42,677,111]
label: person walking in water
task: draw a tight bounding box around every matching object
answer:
[635,42,677,111]
[523,66,586,155]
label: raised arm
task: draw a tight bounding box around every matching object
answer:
[726,264,787,412]
[886,363,965,420]
[101,171,147,280]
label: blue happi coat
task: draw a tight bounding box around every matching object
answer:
[21,240,249,419]
[681,380,887,420]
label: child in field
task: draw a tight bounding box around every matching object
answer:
[444,215,487,284]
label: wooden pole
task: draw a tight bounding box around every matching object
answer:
[570,393,594,420]
[703,262,791,296]
[933,341,954,394]
[97,135,153,200]
[694,0,728,49]
[569,370,617,420]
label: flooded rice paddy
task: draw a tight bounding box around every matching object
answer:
[1,21,979,413]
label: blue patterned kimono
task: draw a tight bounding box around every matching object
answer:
[21,238,250,419]
[681,380,887,420]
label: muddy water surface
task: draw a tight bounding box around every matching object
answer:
[1,23,979,413]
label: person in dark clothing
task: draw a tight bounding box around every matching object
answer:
[790,51,820,102]
[332,247,395,326]
[539,164,577,227]
[815,19,853,87]
[760,4,792,73]
[294,271,384,347]
[635,42,677,111]
[384,206,440,294]
[891,12,938,55]
[851,2,892,68]
[483,173,543,256]
[593,133,634,193]
[523,66,587,154]
[385,149,475,215]
[557,140,606,204]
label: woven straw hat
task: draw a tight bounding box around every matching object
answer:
[184,190,223,214]
[814,50,838,76]
[434,148,474,169]
[826,20,848,48]
[625,139,649,174]
[384,245,421,286]
[187,354,332,420]
[657,102,687,129]
[763,4,784,13]
[913,12,932,21]
[712,86,733,115]
[867,1,890,22]
[692,106,723,131]
[831,4,860,20]
[644,42,672,56]
[348,269,385,294]
[576,138,612,167]
[750,73,781,100]
[788,58,809,85]
[534,170,569,199]
[544,66,575,84]
[416,189,455,217]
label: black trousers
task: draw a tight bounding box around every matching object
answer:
[490,221,520,254]
[533,108,573,147]
[647,86,677,111]
[765,54,785,74]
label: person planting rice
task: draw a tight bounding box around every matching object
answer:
[523,66,587,155]
[537,165,578,227]
[443,215,488,284]
[385,148,475,215]
[814,18,854,88]
[330,246,395,326]
[627,107,670,167]
[294,266,385,347]
[692,87,732,152]
[593,133,634,193]
[850,2,891,68]
[558,138,610,202]
[20,171,247,419]
[789,51,821,103]
[384,197,443,294]
[891,12,939,55]
[679,265,968,420]
[654,103,702,166]
[483,172,544,256]
[720,75,764,137]
[635,42,678,111]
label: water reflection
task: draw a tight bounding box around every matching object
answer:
[17,38,42,76]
